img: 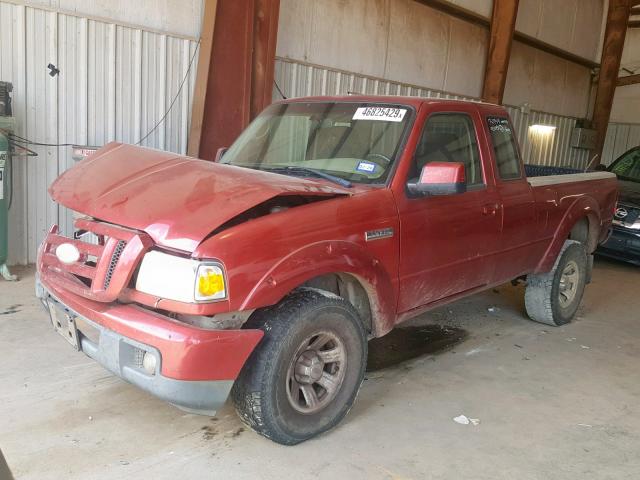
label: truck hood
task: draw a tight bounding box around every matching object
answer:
[50,143,351,252]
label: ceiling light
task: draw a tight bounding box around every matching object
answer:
[529,124,557,135]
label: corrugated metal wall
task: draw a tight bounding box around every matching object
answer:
[505,107,590,169]
[274,57,592,169]
[274,57,479,103]
[602,123,640,165]
[0,2,198,264]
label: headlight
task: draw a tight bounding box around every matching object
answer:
[195,264,226,301]
[135,251,226,303]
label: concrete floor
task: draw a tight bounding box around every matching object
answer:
[1,258,639,480]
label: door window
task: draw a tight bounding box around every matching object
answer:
[487,117,521,180]
[410,113,483,186]
[609,148,640,182]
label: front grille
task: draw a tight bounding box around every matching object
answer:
[38,218,151,302]
[614,204,640,228]
[104,240,126,289]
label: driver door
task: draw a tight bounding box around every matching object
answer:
[396,110,502,314]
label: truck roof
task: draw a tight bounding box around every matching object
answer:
[277,95,505,114]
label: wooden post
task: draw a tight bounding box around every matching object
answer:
[187,0,218,157]
[187,0,280,160]
[250,0,280,120]
[198,0,255,161]
[592,0,631,163]
[481,0,519,104]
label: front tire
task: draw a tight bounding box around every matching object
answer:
[525,240,588,326]
[231,289,367,445]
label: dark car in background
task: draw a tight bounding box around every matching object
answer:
[597,146,640,265]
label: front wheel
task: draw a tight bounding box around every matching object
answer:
[525,240,588,326]
[231,289,367,445]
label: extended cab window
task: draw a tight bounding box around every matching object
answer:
[410,113,483,186]
[487,117,521,180]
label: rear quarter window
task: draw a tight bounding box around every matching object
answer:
[487,117,521,180]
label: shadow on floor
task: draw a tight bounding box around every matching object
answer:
[367,325,467,371]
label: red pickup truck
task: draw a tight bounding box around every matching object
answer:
[37,96,617,444]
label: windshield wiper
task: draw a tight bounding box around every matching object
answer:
[263,166,352,188]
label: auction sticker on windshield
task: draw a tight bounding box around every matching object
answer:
[353,107,407,122]
[356,161,376,173]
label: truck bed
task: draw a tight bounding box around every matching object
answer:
[524,164,581,177]
[528,170,615,187]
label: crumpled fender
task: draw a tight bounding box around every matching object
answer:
[534,195,601,273]
[240,240,397,336]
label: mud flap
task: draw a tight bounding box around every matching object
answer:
[586,254,594,284]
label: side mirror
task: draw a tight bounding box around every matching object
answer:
[215,147,228,162]
[408,162,467,196]
[593,164,607,171]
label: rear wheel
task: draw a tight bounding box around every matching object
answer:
[231,289,367,445]
[525,240,587,326]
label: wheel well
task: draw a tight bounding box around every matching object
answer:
[569,218,589,244]
[568,216,598,253]
[301,273,374,335]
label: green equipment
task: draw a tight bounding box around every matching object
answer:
[0,121,17,281]
[0,81,16,281]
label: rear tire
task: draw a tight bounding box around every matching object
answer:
[231,289,367,445]
[525,240,587,326]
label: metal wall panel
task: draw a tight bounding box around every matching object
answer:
[275,57,591,169]
[274,57,478,101]
[602,123,640,165]
[505,106,591,169]
[0,2,197,264]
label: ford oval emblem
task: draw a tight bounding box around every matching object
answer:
[56,243,81,264]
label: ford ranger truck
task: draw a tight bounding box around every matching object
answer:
[36,97,618,445]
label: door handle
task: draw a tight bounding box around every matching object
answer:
[482,203,500,216]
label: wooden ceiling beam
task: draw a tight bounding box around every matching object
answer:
[482,0,519,104]
[617,73,640,86]
[415,0,598,69]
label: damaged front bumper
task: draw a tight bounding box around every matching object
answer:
[36,276,263,415]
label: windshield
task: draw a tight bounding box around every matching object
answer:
[609,148,640,183]
[221,102,413,184]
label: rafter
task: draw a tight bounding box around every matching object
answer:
[617,73,640,86]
